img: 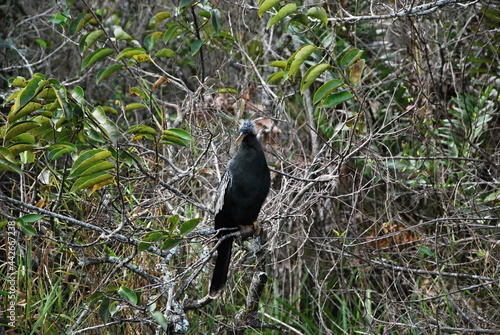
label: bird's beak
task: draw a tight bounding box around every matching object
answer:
[236,133,247,143]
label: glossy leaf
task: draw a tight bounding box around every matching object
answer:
[98,298,111,323]
[0,157,22,174]
[180,218,201,235]
[161,128,193,147]
[339,48,363,69]
[149,11,171,27]
[307,6,328,25]
[191,39,203,56]
[152,311,169,331]
[144,32,162,51]
[115,47,146,62]
[114,28,134,41]
[267,3,297,29]
[269,60,287,68]
[155,49,175,58]
[267,71,286,83]
[81,48,114,71]
[17,219,37,236]
[69,160,114,179]
[125,103,148,111]
[258,0,281,18]
[48,142,77,160]
[5,121,40,142]
[71,172,113,193]
[96,64,124,84]
[126,125,157,136]
[118,286,138,305]
[288,44,317,78]
[70,149,112,176]
[91,106,121,145]
[163,24,180,44]
[321,91,354,108]
[313,79,344,104]
[300,63,331,94]
[80,30,105,54]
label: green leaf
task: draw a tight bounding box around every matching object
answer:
[269,60,287,68]
[267,3,297,29]
[313,79,344,104]
[0,157,22,174]
[5,121,40,142]
[70,149,112,175]
[138,242,153,251]
[191,39,203,56]
[48,79,72,120]
[258,0,282,18]
[91,106,121,145]
[126,125,157,136]
[80,30,105,54]
[267,71,286,83]
[144,32,163,51]
[210,9,223,35]
[81,48,114,71]
[218,87,238,94]
[161,129,193,147]
[96,64,124,84]
[48,142,77,160]
[8,143,36,156]
[114,27,134,41]
[118,286,138,305]
[288,44,317,78]
[180,0,197,8]
[339,48,363,69]
[124,103,148,111]
[19,214,44,223]
[161,237,182,250]
[71,172,113,193]
[320,91,354,108]
[8,102,44,123]
[155,48,175,58]
[300,63,331,94]
[163,24,180,44]
[180,218,201,235]
[8,76,27,88]
[142,232,164,242]
[70,13,91,35]
[98,298,111,323]
[17,220,37,236]
[152,311,169,331]
[307,6,328,25]
[149,11,171,27]
[69,160,114,179]
[17,73,46,111]
[115,47,146,62]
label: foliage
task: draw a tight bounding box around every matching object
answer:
[1,0,499,334]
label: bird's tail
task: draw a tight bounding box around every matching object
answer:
[209,236,233,297]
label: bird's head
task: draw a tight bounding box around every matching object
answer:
[236,120,257,143]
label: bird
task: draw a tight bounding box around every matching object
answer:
[209,120,271,297]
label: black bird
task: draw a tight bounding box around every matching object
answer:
[209,120,271,297]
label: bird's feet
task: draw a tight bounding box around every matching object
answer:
[238,221,261,239]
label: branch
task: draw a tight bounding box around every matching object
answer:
[0,195,171,258]
[329,0,477,22]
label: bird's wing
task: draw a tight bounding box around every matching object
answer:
[214,170,232,214]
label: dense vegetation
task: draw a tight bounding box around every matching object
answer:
[1,0,499,334]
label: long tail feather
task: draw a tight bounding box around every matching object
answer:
[209,236,233,296]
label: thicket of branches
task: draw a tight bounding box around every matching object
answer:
[1,0,499,334]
